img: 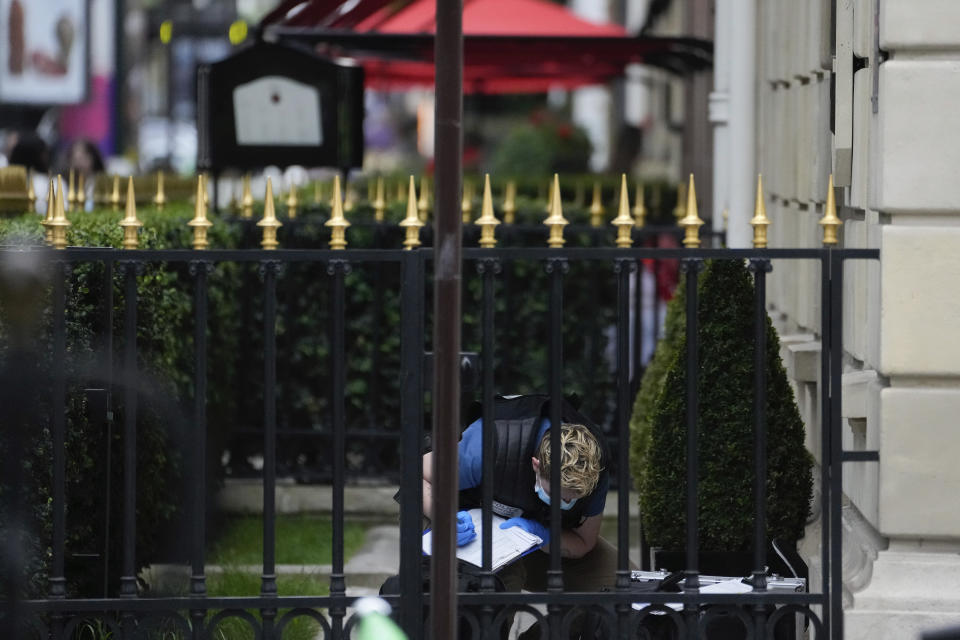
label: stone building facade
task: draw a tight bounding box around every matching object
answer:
[753,1,960,637]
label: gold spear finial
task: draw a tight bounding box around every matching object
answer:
[589,181,606,227]
[42,178,55,244]
[679,173,704,248]
[462,179,473,224]
[26,168,36,212]
[120,176,142,250]
[77,172,86,211]
[202,172,210,209]
[819,174,842,245]
[673,180,687,223]
[286,180,299,219]
[110,174,121,212]
[188,174,213,250]
[153,171,166,211]
[502,180,517,225]
[373,176,386,222]
[399,175,424,250]
[612,174,634,248]
[632,182,646,227]
[325,174,350,250]
[544,174,568,248]
[49,175,71,250]
[418,176,429,222]
[344,181,357,212]
[257,177,282,250]
[751,174,771,248]
[476,174,500,248]
[544,178,554,214]
[240,174,254,218]
[66,169,76,212]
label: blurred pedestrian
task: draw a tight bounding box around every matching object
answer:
[67,139,104,211]
[8,131,50,214]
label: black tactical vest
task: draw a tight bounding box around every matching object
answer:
[458,395,610,530]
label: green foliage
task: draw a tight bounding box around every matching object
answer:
[629,277,685,495]
[208,515,367,565]
[491,112,593,177]
[636,260,813,551]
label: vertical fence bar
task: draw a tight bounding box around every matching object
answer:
[190,260,211,639]
[260,260,279,638]
[829,251,845,640]
[546,257,566,640]
[680,258,701,640]
[102,260,115,598]
[478,257,500,637]
[615,258,634,639]
[119,261,140,639]
[399,250,426,639]
[750,258,771,639]
[49,261,67,602]
[819,251,832,637]
[329,259,349,639]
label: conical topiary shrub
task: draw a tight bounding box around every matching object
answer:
[638,259,813,552]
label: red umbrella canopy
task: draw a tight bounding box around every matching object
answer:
[262,0,712,93]
[356,0,626,37]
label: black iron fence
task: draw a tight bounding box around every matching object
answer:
[0,241,877,640]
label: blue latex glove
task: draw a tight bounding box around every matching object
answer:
[456,511,477,546]
[499,517,550,546]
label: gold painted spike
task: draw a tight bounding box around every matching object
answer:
[120,177,143,250]
[110,175,121,212]
[399,175,424,250]
[373,176,386,222]
[325,174,351,250]
[257,177,282,250]
[67,169,76,212]
[286,181,299,219]
[543,174,568,248]
[589,181,606,227]
[476,174,500,249]
[241,174,254,218]
[26,168,36,211]
[679,174,704,248]
[611,174,634,248]
[42,178,55,244]
[153,171,166,210]
[750,174,771,248]
[418,176,429,222]
[502,180,517,225]
[673,180,687,222]
[544,178,554,214]
[77,172,86,210]
[819,174,842,245]
[722,208,729,231]
[632,182,646,228]
[461,179,473,223]
[202,172,210,208]
[188,174,213,250]
[49,175,71,250]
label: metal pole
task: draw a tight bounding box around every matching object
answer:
[330,259,349,639]
[190,260,210,640]
[750,259,771,640]
[431,0,464,637]
[615,258,634,640]
[829,251,845,640]
[819,253,832,637]
[261,261,278,637]
[681,258,701,640]
[547,259,565,640]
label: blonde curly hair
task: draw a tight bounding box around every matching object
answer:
[536,422,604,497]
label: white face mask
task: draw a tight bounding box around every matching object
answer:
[535,477,577,510]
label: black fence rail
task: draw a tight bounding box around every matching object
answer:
[0,244,878,640]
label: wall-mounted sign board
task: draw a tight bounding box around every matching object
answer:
[198,41,364,171]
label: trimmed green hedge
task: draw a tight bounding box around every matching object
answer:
[635,259,813,551]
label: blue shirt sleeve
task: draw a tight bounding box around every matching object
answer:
[457,419,484,490]
[582,472,608,517]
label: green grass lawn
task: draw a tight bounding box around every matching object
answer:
[208,514,368,566]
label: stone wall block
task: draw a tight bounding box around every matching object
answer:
[851,68,871,209]
[880,226,960,376]
[881,0,960,50]
[879,387,960,537]
[875,61,960,214]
